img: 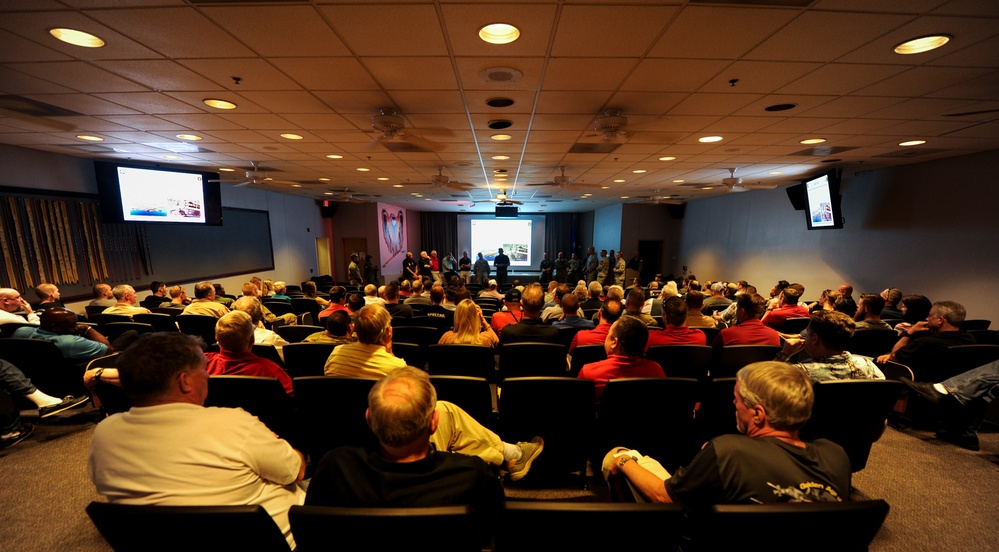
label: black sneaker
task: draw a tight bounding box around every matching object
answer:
[38,395,90,419]
[1,424,33,449]
[936,430,980,451]
[900,379,947,405]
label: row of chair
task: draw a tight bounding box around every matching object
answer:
[86,499,890,552]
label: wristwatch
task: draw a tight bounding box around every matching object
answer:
[93,368,104,382]
[618,455,634,468]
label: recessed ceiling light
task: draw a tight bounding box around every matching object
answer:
[673,179,685,183]
[326,154,343,159]
[318,177,331,182]
[324,192,333,195]
[203,98,236,110]
[393,184,404,188]
[488,119,513,130]
[219,168,235,172]
[659,156,676,161]
[377,177,389,181]
[632,169,646,174]
[176,134,201,141]
[698,136,723,143]
[162,155,181,160]
[894,35,951,55]
[49,28,104,48]
[356,168,370,172]
[601,186,610,189]
[613,179,625,183]
[769,171,784,175]
[478,23,520,45]
[76,135,103,142]
[492,155,510,160]
[701,186,713,190]
[800,138,826,145]
[620,196,630,199]
[493,169,507,173]
[280,133,303,140]
[291,184,302,188]
[491,134,513,141]
[486,98,515,108]
[899,140,926,147]
[424,198,432,201]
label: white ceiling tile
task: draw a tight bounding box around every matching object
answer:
[94,92,203,114]
[86,7,255,59]
[551,5,676,57]
[744,11,913,63]
[854,66,993,97]
[0,66,75,95]
[7,62,148,93]
[543,58,637,91]
[177,59,302,91]
[94,60,225,92]
[270,58,380,91]
[319,4,447,57]
[622,59,730,92]
[650,6,800,59]
[24,93,140,115]
[363,57,458,90]
[233,91,331,114]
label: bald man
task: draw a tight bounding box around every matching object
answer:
[13,307,111,361]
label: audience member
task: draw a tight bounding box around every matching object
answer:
[880,288,904,320]
[32,283,64,311]
[242,282,297,326]
[102,285,151,316]
[499,285,559,345]
[0,287,41,325]
[901,361,999,451]
[143,281,171,308]
[403,280,430,305]
[304,310,356,345]
[302,281,330,308]
[837,283,858,316]
[181,281,230,318]
[579,317,665,401]
[712,293,780,347]
[13,307,111,361]
[165,285,189,308]
[206,311,293,396]
[88,332,305,548]
[438,299,499,348]
[623,288,658,328]
[647,296,707,347]
[760,288,808,330]
[683,291,717,328]
[877,301,975,377]
[777,310,885,382]
[213,283,234,307]
[541,284,574,323]
[232,296,289,359]
[424,285,454,330]
[893,294,932,335]
[490,288,523,333]
[88,284,117,308]
[569,298,623,353]
[854,293,892,330]
[362,284,386,306]
[317,286,348,321]
[552,294,595,329]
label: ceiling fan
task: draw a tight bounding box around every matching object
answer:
[324,188,371,203]
[629,190,685,205]
[208,161,296,187]
[364,107,451,152]
[676,168,779,194]
[410,166,475,191]
[526,166,600,190]
[489,188,522,205]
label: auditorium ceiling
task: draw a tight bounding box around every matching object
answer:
[0,0,997,212]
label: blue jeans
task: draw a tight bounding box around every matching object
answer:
[941,360,999,405]
[0,359,35,433]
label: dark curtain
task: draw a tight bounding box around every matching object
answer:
[544,212,580,261]
[419,211,458,257]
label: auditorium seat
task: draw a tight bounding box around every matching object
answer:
[848,329,899,358]
[645,344,713,380]
[426,344,496,380]
[499,343,568,380]
[102,321,153,342]
[282,342,338,378]
[87,502,288,552]
[176,314,219,345]
[695,377,739,444]
[205,375,296,445]
[275,324,324,343]
[132,313,179,332]
[290,505,476,552]
[294,376,377,463]
[568,344,606,378]
[960,319,991,331]
[777,317,811,334]
[0,338,86,406]
[429,375,496,429]
[713,345,781,378]
[392,342,425,370]
[923,344,999,382]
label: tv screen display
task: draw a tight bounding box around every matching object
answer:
[95,162,222,225]
[470,218,533,268]
[803,170,842,230]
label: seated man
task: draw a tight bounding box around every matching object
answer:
[761,288,808,330]
[499,284,559,345]
[102,285,151,316]
[381,281,413,319]
[569,298,623,353]
[403,280,431,305]
[683,291,717,328]
[647,296,707,347]
[32,282,64,311]
[477,280,504,301]
[362,284,386,306]
[88,332,305,548]
[490,288,523,334]
[578,316,665,401]
[306,366,504,518]
[854,293,892,330]
[213,284,234,308]
[0,287,40,325]
[902,361,999,451]
[552,293,594,329]
[0,358,89,422]
[242,282,297,326]
[776,310,885,382]
[880,288,904,320]
[181,281,230,319]
[88,284,117,309]
[541,284,572,323]
[325,304,543,481]
[622,288,658,329]
[164,285,189,308]
[317,286,349,321]
[304,310,357,345]
[206,310,293,396]
[142,281,171,308]
[424,285,455,331]
[606,362,850,510]
[232,296,289,360]
[13,307,111,362]
[712,293,780,347]
[877,301,975,377]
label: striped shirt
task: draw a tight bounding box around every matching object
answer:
[324,342,405,378]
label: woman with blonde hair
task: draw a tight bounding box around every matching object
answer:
[303,281,330,307]
[438,299,499,348]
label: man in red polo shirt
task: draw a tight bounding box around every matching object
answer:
[761,288,809,330]
[317,286,349,321]
[578,316,665,402]
[713,293,781,347]
[569,298,623,353]
[647,296,707,348]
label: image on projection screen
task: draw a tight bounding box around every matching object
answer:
[470,219,532,267]
[118,167,206,223]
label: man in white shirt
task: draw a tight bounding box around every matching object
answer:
[0,288,40,325]
[88,332,306,548]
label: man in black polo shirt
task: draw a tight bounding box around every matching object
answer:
[499,284,559,345]
[877,300,975,378]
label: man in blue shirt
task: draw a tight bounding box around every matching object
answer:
[13,307,111,362]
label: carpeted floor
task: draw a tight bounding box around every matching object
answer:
[2,405,997,551]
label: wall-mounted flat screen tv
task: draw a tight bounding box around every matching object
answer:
[95,162,222,225]
[803,169,843,230]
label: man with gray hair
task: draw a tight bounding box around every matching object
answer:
[102,285,151,316]
[702,282,733,311]
[232,296,289,360]
[605,361,850,508]
[181,281,230,318]
[305,366,504,515]
[324,304,544,481]
[877,300,975,378]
